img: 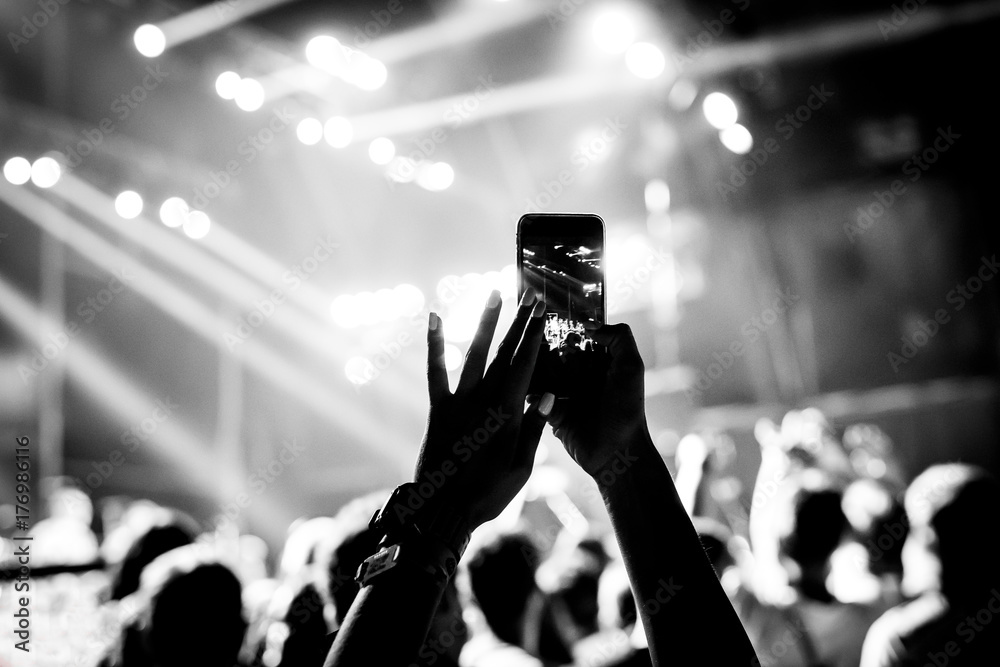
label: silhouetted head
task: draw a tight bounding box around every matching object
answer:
[138,546,246,667]
[111,517,196,600]
[903,463,1000,602]
[779,484,847,570]
[466,532,540,647]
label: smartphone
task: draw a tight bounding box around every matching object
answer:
[516,212,606,351]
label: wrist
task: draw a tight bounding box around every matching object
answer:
[590,430,658,490]
[357,535,456,588]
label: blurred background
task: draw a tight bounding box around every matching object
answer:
[0,0,998,568]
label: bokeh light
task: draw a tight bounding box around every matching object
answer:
[134,24,166,58]
[324,117,353,148]
[3,157,31,185]
[182,210,211,239]
[703,92,739,129]
[215,71,242,100]
[159,197,189,228]
[114,190,144,219]
[368,138,395,165]
[625,42,666,79]
[30,157,61,188]
[719,123,753,154]
[234,78,265,112]
[296,118,324,145]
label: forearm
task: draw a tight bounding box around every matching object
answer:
[597,432,758,665]
[324,568,446,667]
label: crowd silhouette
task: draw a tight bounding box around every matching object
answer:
[2,293,997,667]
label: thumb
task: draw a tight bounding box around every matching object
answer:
[515,392,554,470]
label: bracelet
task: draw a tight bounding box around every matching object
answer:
[369,483,472,565]
[355,536,456,587]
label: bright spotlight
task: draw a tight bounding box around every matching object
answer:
[719,124,753,154]
[305,35,343,73]
[183,210,211,239]
[115,191,143,219]
[368,138,395,165]
[644,179,670,213]
[625,42,666,79]
[296,118,324,145]
[30,157,61,188]
[324,117,353,148]
[215,71,241,100]
[159,197,189,228]
[416,162,454,191]
[351,56,388,91]
[3,157,31,185]
[390,283,425,318]
[234,78,265,112]
[330,294,361,328]
[134,24,166,58]
[591,8,637,54]
[703,92,738,129]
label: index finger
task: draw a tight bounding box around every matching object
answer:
[506,301,546,398]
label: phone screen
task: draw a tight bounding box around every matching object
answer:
[517,213,605,350]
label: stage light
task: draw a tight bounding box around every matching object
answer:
[668,79,698,111]
[235,78,265,112]
[444,344,462,372]
[368,137,395,165]
[215,71,241,100]
[3,157,31,185]
[182,210,211,239]
[305,35,342,73]
[114,190,143,219]
[296,118,323,145]
[324,117,353,148]
[625,42,666,79]
[703,92,738,129]
[159,197,189,228]
[345,356,375,385]
[719,123,753,154]
[351,55,388,91]
[30,157,61,188]
[330,294,360,328]
[416,162,454,191]
[134,24,166,58]
[390,283,425,318]
[644,179,670,213]
[591,7,637,54]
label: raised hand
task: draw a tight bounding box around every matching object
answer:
[414,288,553,531]
[544,323,650,477]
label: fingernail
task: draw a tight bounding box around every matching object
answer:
[538,393,555,417]
[428,312,439,331]
[531,301,545,318]
[487,290,501,309]
[520,289,535,307]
